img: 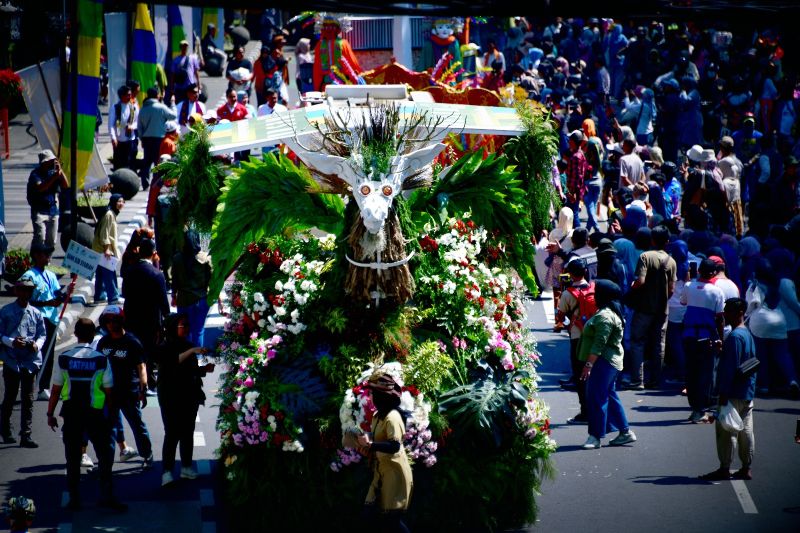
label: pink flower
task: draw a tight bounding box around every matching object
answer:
[501,354,515,371]
[257,345,266,354]
[266,349,277,360]
[243,377,254,388]
[246,357,254,365]
[250,332,258,340]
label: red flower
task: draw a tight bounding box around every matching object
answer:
[419,235,439,252]
[402,385,420,397]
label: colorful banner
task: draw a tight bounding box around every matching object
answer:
[63,0,104,191]
[131,3,157,105]
[153,5,169,67]
[167,5,187,60]
[104,12,128,107]
[200,7,223,49]
[18,59,108,191]
[207,101,525,155]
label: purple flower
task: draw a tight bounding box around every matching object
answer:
[243,376,255,388]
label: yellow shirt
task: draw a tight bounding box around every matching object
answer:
[366,410,413,511]
[92,210,119,258]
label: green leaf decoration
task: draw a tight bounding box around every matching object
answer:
[208,152,345,302]
[157,122,227,233]
[439,366,530,448]
[271,359,331,422]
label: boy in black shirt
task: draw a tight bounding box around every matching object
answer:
[97,307,153,469]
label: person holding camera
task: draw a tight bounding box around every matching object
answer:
[26,150,68,250]
[0,276,47,448]
[156,313,215,486]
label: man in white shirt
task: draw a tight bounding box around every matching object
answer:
[256,89,288,153]
[618,127,644,188]
[108,85,139,171]
[718,136,744,236]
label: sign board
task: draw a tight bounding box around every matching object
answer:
[63,241,101,279]
[207,101,525,155]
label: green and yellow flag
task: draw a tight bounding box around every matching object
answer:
[131,3,156,106]
[62,0,103,190]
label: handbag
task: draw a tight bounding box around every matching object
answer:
[718,402,744,433]
[737,356,759,378]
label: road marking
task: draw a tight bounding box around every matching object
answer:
[194,431,206,447]
[198,460,211,476]
[200,488,215,506]
[541,291,555,324]
[731,480,758,514]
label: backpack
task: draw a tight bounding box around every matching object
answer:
[566,281,598,331]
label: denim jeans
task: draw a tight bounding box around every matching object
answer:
[754,336,797,390]
[684,338,716,411]
[110,390,152,458]
[94,265,119,302]
[32,213,58,249]
[178,298,211,347]
[584,183,602,232]
[565,199,581,228]
[586,357,629,439]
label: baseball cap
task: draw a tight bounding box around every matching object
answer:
[720,136,734,149]
[164,121,178,133]
[15,275,36,288]
[569,130,585,144]
[179,39,189,46]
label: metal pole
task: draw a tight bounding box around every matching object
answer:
[0,156,5,225]
[69,0,78,242]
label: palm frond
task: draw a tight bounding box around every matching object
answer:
[271,358,331,422]
[208,153,345,301]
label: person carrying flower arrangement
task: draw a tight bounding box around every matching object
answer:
[354,370,413,533]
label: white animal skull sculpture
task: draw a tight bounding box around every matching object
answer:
[285,140,445,235]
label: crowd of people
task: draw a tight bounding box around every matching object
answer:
[523,17,800,480]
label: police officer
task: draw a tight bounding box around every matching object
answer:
[46,318,127,512]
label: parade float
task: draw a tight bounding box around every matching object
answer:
[164,83,559,530]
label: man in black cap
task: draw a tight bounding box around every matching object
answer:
[26,150,68,249]
[23,243,75,400]
[0,275,47,447]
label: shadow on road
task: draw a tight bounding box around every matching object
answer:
[630,475,716,486]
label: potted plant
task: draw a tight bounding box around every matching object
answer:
[0,69,22,109]
[3,248,31,283]
[77,189,110,220]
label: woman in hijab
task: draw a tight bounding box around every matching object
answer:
[719,234,742,293]
[579,280,636,449]
[746,259,799,395]
[546,207,575,330]
[91,193,125,305]
[295,38,314,94]
[356,371,413,532]
[766,248,800,377]
[665,240,689,383]
[172,229,212,347]
[596,239,628,292]
[633,227,652,255]
[738,236,761,290]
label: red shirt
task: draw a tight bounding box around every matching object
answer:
[216,102,249,122]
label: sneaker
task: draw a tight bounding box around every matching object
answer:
[567,414,588,425]
[145,389,158,397]
[81,453,95,468]
[582,436,601,449]
[688,410,706,423]
[87,299,108,307]
[622,382,645,391]
[180,466,198,480]
[698,468,731,481]
[732,467,752,480]
[609,430,637,446]
[98,498,128,513]
[20,437,39,448]
[161,471,175,486]
[142,454,154,470]
[120,448,139,462]
[37,389,51,401]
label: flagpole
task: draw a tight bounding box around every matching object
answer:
[69,0,79,242]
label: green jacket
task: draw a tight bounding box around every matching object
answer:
[578,308,624,371]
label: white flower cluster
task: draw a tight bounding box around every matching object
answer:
[243,390,260,409]
[282,439,305,453]
[265,254,326,336]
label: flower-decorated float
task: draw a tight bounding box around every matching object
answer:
[167,85,559,531]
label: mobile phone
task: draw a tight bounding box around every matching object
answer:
[697,337,710,344]
[689,261,698,279]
